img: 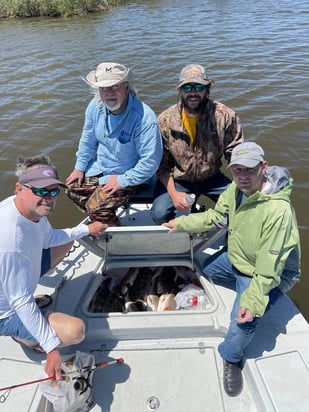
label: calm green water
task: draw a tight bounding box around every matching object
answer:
[1,0,308,320]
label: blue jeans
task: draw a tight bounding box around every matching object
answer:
[0,249,51,343]
[204,250,300,363]
[151,172,231,224]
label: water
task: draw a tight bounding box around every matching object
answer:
[0,0,308,320]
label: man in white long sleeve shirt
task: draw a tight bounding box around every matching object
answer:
[0,155,106,381]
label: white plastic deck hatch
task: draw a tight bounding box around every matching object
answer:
[0,358,43,412]
[90,339,225,412]
[256,351,309,411]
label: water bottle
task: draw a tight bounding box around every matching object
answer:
[184,193,196,206]
[190,294,209,310]
[197,294,208,310]
[182,295,199,310]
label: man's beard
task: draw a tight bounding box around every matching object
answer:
[181,94,208,115]
[105,100,122,113]
[35,203,55,217]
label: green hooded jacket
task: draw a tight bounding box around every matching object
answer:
[175,166,301,317]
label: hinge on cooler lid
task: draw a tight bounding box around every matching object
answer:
[101,233,110,275]
[198,342,206,354]
[189,233,194,270]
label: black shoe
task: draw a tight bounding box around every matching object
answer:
[35,294,52,309]
[223,359,243,397]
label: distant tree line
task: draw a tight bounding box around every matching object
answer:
[0,0,126,18]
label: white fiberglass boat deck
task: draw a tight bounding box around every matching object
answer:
[0,202,308,412]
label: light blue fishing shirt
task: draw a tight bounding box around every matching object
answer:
[74,93,162,187]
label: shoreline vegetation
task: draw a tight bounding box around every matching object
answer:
[0,0,127,18]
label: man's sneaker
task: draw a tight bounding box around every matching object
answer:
[35,294,52,309]
[223,359,243,397]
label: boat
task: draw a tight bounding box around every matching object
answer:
[0,193,308,412]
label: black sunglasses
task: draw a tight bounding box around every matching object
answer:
[181,84,207,93]
[24,185,60,198]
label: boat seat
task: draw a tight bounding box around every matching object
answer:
[126,175,157,205]
[125,176,205,212]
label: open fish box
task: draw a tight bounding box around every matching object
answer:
[83,225,226,313]
[80,225,228,342]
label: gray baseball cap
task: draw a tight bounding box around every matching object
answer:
[228,142,265,168]
[18,165,66,188]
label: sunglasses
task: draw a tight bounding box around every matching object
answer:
[181,84,207,93]
[24,185,60,198]
[99,83,125,92]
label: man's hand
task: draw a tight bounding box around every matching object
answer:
[66,170,84,186]
[45,348,62,381]
[235,307,254,323]
[88,221,108,236]
[102,175,121,195]
[162,220,178,233]
[171,191,191,211]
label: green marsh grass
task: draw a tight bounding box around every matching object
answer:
[0,0,125,18]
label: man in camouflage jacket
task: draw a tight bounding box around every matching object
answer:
[151,64,244,224]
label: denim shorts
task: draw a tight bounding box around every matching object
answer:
[40,248,51,277]
[0,248,51,343]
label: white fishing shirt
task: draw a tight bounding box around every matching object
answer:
[0,196,89,353]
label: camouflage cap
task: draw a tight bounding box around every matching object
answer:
[178,64,213,88]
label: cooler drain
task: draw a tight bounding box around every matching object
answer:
[146,396,160,410]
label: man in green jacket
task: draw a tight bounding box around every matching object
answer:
[163,142,301,397]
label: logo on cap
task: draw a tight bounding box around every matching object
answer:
[186,67,202,77]
[235,150,250,157]
[42,169,55,177]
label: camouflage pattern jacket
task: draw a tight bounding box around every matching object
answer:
[157,100,244,182]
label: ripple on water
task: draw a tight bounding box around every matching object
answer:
[0,0,308,319]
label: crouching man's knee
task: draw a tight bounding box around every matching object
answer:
[47,312,85,346]
[67,317,85,344]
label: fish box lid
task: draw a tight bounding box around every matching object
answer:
[83,226,197,257]
[83,226,225,257]
[80,225,224,265]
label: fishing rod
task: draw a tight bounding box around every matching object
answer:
[0,357,124,403]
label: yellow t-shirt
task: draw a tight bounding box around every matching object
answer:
[181,109,198,149]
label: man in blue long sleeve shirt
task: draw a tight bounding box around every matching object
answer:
[66,62,163,225]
